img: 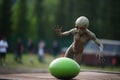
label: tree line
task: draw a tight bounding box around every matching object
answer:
[0,0,120,47]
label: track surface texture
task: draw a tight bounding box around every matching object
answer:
[0,71,120,80]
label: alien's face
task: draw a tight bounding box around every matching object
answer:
[75,25,87,31]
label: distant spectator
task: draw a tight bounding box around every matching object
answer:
[0,36,8,65]
[27,38,34,64]
[60,47,67,57]
[14,38,24,64]
[52,40,59,58]
[38,40,45,63]
[112,57,117,68]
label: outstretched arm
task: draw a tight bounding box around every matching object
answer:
[61,29,74,36]
[91,33,103,60]
[54,25,75,37]
[88,29,103,54]
[93,38,103,53]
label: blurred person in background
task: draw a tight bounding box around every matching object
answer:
[38,40,46,63]
[0,36,8,65]
[112,57,117,68]
[52,40,59,58]
[27,38,34,64]
[14,38,24,64]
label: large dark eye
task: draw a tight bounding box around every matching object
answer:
[80,26,87,30]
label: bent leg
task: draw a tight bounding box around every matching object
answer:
[74,53,83,65]
[64,44,74,59]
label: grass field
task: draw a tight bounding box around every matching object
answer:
[2,53,53,69]
[0,53,120,72]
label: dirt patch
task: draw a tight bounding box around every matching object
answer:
[0,67,120,80]
[0,67,48,74]
[0,72,120,80]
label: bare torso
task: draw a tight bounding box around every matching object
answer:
[58,27,103,64]
[70,28,94,54]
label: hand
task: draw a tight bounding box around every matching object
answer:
[96,52,102,60]
[54,25,62,37]
[96,52,105,63]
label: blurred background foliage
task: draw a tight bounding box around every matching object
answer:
[0,0,120,50]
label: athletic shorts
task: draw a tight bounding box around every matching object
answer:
[0,52,6,59]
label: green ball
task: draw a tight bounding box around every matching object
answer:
[49,57,80,79]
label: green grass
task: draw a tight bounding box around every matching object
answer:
[3,53,54,69]
[80,65,120,72]
[1,53,120,72]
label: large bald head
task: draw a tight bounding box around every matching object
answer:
[75,16,89,29]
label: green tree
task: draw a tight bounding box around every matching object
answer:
[0,0,12,37]
[32,0,43,39]
[12,0,28,40]
[109,0,120,40]
[27,0,42,42]
[42,0,60,39]
[95,0,120,40]
[55,0,68,28]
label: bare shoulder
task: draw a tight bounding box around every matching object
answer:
[70,28,78,34]
[86,29,96,38]
[70,28,77,31]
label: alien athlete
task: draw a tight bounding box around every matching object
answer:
[55,16,103,64]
